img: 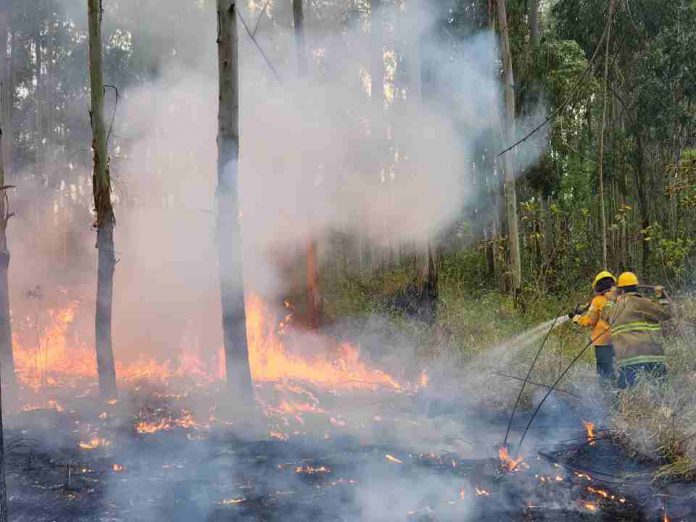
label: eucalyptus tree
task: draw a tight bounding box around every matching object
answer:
[216,0,254,404]
[88,0,117,398]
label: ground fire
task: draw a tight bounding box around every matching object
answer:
[2,0,695,520]
[13,294,407,399]
[4,290,690,520]
[583,421,595,445]
[498,446,524,472]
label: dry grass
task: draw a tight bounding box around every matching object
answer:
[324,266,696,479]
[610,303,696,481]
[611,374,696,480]
[445,296,696,481]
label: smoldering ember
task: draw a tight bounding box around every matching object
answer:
[0,0,696,521]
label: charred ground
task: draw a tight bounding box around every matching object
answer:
[2,379,691,522]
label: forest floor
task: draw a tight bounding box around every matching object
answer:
[5,379,688,521]
[6,265,696,520]
[323,264,696,483]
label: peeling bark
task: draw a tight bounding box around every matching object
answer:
[88,0,117,399]
[496,0,522,298]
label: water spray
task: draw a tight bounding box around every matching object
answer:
[502,306,571,447]
[515,299,630,455]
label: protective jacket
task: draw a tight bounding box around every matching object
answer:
[602,292,672,367]
[577,294,611,346]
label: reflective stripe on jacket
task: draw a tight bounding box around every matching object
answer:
[577,294,611,346]
[602,292,672,367]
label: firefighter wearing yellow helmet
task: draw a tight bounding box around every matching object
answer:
[601,272,673,388]
[571,271,616,381]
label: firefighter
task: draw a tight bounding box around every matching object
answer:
[571,271,616,381]
[602,272,673,389]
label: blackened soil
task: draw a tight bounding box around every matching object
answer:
[4,391,693,521]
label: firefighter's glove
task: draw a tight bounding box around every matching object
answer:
[654,286,666,298]
[572,314,582,324]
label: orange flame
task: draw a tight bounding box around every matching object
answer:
[417,370,429,389]
[498,447,524,472]
[295,465,330,474]
[78,437,111,450]
[583,421,595,444]
[135,409,199,435]
[384,454,403,464]
[14,294,406,400]
[220,498,246,505]
[245,295,401,391]
[474,487,490,497]
[15,301,97,390]
[587,486,608,499]
[581,501,598,512]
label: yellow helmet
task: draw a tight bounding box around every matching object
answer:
[592,271,616,289]
[617,272,639,288]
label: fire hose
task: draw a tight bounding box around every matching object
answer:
[503,303,569,447]
[514,298,634,456]
[505,285,677,455]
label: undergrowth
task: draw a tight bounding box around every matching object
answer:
[322,260,696,479]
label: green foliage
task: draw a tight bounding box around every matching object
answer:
[540,39,593,107]
[439,248,492,294]
[669,149,696,209]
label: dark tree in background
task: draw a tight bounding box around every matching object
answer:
[292,0,322,329]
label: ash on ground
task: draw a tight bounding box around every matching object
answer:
[4,383,685,521]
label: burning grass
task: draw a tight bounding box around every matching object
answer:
[13,293,417,402]
[498,446,525,472]
[8,269,696,518]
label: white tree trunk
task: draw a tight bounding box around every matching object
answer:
[496,0,522,296]
[597,0,616,267]
[216,0,254,404]
[88,0,117,398]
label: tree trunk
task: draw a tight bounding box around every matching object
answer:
[88,0,117,399]
[292,0,307,75]
[370,0,383,108]
[634,132,650,272]
[409,0,438,323]
[216,0,254,404]
[305,240,321,329]
[371,0,394,270]
[46,11,56,161]
[496,0,522,298]
[0,346,7,522]
[597,0,615,268]
[417,240,438,324]
[0,8,15,406]
[528,0,540,48]
[292,0,322,329]
[0,5,14,398]
[491,187,503,288]
[541,194,553,264]
[35,23,44,181]
[0,12,11,177]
